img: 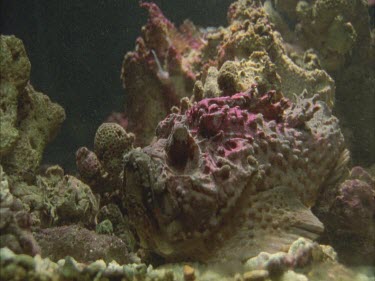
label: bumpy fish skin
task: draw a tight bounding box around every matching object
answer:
[123,88,348,262]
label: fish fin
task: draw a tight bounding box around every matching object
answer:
[209,186,324,262]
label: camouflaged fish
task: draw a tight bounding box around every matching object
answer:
[122,89,349,262]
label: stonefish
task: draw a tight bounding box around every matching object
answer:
[122,88,349,262]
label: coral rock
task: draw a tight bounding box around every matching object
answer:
[268,0,369,72]
[315,167,375,265]
[0,35,65,177]
[0,35,30,89]
[76,123,135,193]
[120,1,336,147]
[76,147,102,181]
[94,122,134,174]
[0,165,40,256]
[34,224,133,264]
[43,175,99,226]
[215,0,335,105]
[121,3,204,146]
[265,0,375,166]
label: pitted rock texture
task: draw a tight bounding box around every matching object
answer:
[0,35,65,177]
[34,225,133,265]
[120,1,335,147]
[76,123,135,194]
[314,166,375,265]
[0,165,40,256]
[121,2,204,147]
[123,89,349,262]
[94,123,135,175]
[264,0,375,167]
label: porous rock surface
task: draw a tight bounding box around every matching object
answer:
[0,35,65,178]
[121,1,335,147]
[266,0,369,72]
[1,240,373,281]
[0,165,40,256]
[34,224,134,265]
[121,2,204,146]
[264,0,375,166]
[314,166,375,265]
[76,123,135,194]
[213,0,335,103]
[122,88,349,262]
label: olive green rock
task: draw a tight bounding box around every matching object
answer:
[0,35,65,177]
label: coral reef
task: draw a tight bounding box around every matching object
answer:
[121,1,335,146]
[121,2,205,146]
[34,224,136,264]
[0,35,124,268]
[314,167,375,265]
[212,0,334,102]
[122,88,349,262]
[94,123,135,175]
[0,35,66,178]
[1,239,373,281]
[0,35,142,273]
[264,0,375,166]
[0,165,40,256]
[266,0,369,72]
[1,1,374,281]
[0,247,174,281]
[0,35,30,157]
[39,169,99,227]
[8,165,99,228]
[243,238,374,281]
[76,122,135,194]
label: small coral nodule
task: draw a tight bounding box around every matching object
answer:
[76,122,135,193]
[94,122,135,174]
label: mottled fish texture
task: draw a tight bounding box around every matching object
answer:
[123,88,349,262]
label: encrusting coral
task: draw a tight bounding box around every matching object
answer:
[0,165,40,256]
[34,224,136,265]
[76,122,135,194]
[94,123,135,175]
[265,0,369,72]
[6,165,99,229]
[211,0,335,103]
[264,0,375,166]
[0,35,125,268]
[314,166,375,265]
[38,166,99,227]
[0,35,66,178]
[0,35,30,157]
[1,238,373,281]
[120,0,335,146]
[121,2,205,146]
[0,35,71,258]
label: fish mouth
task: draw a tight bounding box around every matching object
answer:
[122,148,221,258]
[122,149,186,251]
[290,218,324,240]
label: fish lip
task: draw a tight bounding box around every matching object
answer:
[291,220,324,239]
[123,149,183,237]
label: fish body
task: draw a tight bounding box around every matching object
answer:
[123,89,348,262]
